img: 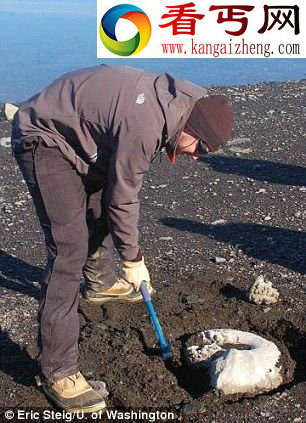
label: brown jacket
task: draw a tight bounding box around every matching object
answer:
[12,65,207,260]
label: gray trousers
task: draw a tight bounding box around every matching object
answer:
[12,138,116,383]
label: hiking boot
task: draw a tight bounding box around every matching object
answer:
[40,372,107,413]
[84,279,155,304]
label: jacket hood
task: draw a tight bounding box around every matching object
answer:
[154,73,207,164]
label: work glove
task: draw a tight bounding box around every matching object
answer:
[121,257,150,291]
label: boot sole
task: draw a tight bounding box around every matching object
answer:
[42,386,107,414]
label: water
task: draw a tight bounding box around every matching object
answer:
[1,0,305,102]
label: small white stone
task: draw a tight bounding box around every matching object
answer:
[261,412,270,418]
[150,184,168,189]
[4,103,19,121]
[228,146,252,154]
[248,275,279,305]
[227,137,251,146]
[15,200,26,207]
[214,257,227,264]
[264,216,272,221]
[158,237,173,242]
[257,188,267,194]
[211,219,227,226]
[299,187,306,192]
[0,137,11,148]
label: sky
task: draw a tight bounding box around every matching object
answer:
[0,0,95,17]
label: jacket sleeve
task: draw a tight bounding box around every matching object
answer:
[105,101,163,261]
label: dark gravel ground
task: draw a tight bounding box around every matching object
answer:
[0,80,305,423]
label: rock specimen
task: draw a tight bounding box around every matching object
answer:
[248,275,280,305]
[186,329,283,395]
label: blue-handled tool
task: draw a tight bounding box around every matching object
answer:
[140,281,172,361]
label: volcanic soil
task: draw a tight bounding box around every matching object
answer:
[0,80,305,422]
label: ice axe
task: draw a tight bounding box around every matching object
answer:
[140,281,172,361]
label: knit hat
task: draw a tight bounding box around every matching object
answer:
[185,95,233,152]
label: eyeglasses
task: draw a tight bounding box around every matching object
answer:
[197,139,210,155]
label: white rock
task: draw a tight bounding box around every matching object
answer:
[0,137,11,148]
[157,236,173,242]
[186,329,283,395]
[150,184,168,190]
[227,137,251,146]
[4,103,19,121]
[248,275,279,305]
[214,257,227,264]
[15,200,26,207]
[257,188,267,194]
[211,219,227,226]
[228,146,252,154]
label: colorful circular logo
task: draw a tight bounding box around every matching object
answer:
[99,4,151,56]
